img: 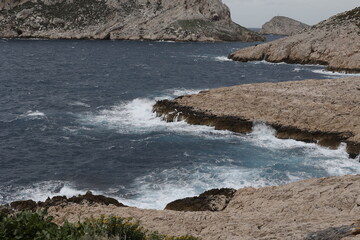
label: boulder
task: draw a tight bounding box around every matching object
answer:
[165,188,236,211]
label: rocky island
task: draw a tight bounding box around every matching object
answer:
[229,7,360,72]
[260,16,310,35]
[0,0,263,41]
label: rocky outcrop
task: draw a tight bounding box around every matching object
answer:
[1,191,126,213]
[0,0,264,42]
[42,174,360,240]
[153,77,360,158]
[260,16,309,35]
[229,7,360,72]
[165,188,236,211]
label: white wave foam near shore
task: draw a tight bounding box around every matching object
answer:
[214,56,232,62]
[71,89,360,209]
[312,69,360,77]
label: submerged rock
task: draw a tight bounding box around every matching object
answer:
[0,0,263,42]
[229,7,360,72]
[260,16,309,35]
[165,188,236,211]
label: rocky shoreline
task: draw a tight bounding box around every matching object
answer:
[153,77,360,159]
[0,0,263,42]
[229,7,360,73]
[2,175,360,239]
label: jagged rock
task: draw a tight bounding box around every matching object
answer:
[67,191,126,207]
[260,16,309,35]
[165,188,236,211]
[229,7,360,72]
[1,191,126,213]
[0,0,264,42]
[10,200,38,211]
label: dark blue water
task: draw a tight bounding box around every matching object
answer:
[1,37,359,209]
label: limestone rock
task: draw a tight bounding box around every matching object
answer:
[260,16,309,35]
[229,7,360,72]
[165,188,236,211]
[153,77,360,158]
[0,0,264,42]
[44,174,360,240]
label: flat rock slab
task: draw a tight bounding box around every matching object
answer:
[154,77,360,157]
[47,174,360,240]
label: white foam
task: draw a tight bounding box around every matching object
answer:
[312,69,360,77]
[121,166,277,209]
[253,60,287,65]
[79,88,234,137]
[214,56,232,62]
[68,101,91,107]
[20,110,46,120]
[248,123,350,158]
[292,67,304,72]
[1,181,87,203]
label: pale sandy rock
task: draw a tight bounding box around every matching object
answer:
[153,77,360,157]
[0,0,264,42]
[47,174,360,239]
[230,7,360,72]
[260,16,309,35]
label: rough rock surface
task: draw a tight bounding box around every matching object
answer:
[260,16,309,35]
[45,175,360,239]
[1,191,126,213]
[165,188,236,211]
[0,0,263,42]
[153,77,360,158]
[229,7,360,72]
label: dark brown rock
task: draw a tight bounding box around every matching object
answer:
[67,191,126,207]
[2,192,126,213]
[10,200,37,211]
[165,188,236,212]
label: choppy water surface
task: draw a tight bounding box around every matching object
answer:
[1,37,359,209]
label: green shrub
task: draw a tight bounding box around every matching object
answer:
[0,211,201,240]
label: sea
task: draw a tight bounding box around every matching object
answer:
[1,35,360,209]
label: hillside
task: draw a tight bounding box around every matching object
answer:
[260,16,309,35]
[0,0,264,41]
[229,7,360,72]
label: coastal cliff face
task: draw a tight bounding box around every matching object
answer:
[260,16,309,35]
[0,0,264,41]
[153,77,360,158]
[229,7,360,72]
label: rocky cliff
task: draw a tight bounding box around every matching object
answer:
[0,0,264,41]
[260,16,309,35]
[229,7,360,72]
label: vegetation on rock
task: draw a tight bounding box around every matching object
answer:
[0,211,201,240]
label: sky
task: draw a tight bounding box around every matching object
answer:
[223,0,359,28]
